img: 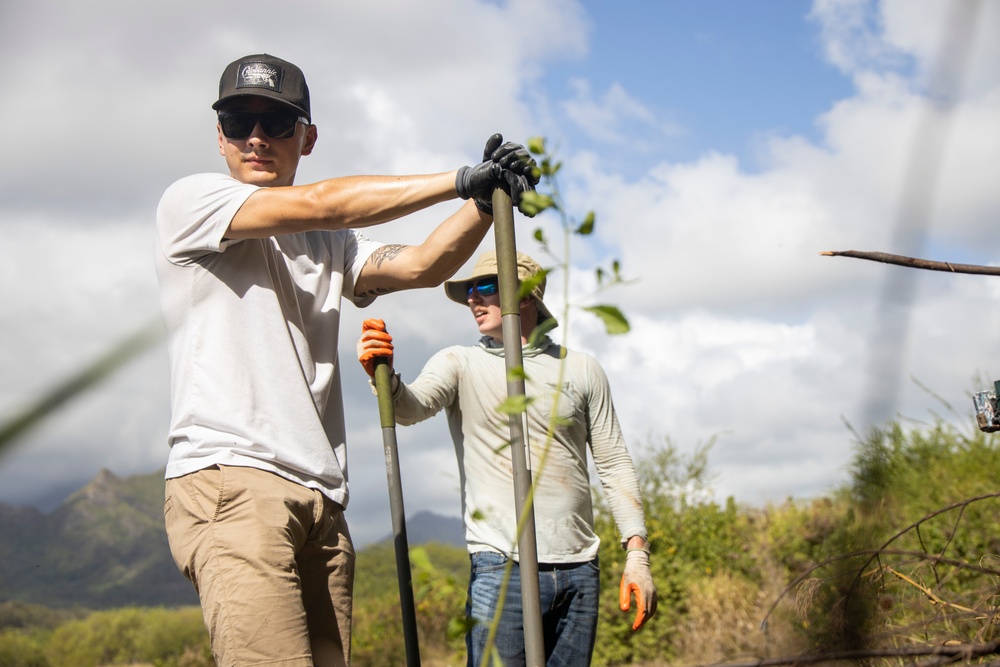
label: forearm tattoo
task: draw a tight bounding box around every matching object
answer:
[358,244,409,297]
[359,286,398,296]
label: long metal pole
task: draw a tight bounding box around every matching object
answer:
[492,187,546,667]
[374,359,421,667]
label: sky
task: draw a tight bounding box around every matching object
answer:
[1,0,999,548]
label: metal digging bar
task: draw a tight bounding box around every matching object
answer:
[374,358,421,667]
[492,186,546,667]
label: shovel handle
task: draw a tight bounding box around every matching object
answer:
[374,358,395,427]
[372,355,421,667]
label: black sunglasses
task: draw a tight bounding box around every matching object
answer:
[466,277,499,299]
[218,111,309,140]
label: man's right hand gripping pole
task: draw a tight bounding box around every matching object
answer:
[358,319,394,378]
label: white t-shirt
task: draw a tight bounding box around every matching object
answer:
[154,172,384,507]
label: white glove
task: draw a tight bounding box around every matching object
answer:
[619,549,657,630]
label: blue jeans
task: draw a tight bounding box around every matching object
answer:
[466,551,600,667]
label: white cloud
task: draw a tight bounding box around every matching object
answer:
[2,0,999,552]
[561,78,684,148]
[809,0,907,76]
[524,0,1000,506]
[810,0,1000,98]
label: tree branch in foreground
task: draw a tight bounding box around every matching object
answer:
[821,250,1000,276]
[687,638,1000,667]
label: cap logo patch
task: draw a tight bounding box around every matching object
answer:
[236,62,283,92]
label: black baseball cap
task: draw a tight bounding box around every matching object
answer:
[212,54,311,121]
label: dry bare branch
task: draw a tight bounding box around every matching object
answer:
[685,638,1000,667]
[820,250,1000,276]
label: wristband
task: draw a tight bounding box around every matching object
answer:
[455,166,472,199]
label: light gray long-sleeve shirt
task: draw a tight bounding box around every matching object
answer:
[391,336,647,563]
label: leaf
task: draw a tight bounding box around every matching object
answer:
[518,269,548,300]
[496,395,535,415]
[527,136,546,155]
[533,228,547,245]
[528,318,558,347]
[0,321,162,450]
[507,366,528,382]
[518,191,555,216]
[448,615,477,641]
[408,547,432,571]
[583,304,630,335]
[576,211,595,236]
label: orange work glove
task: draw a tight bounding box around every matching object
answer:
[619,548,657,631]
[357,318,394,378]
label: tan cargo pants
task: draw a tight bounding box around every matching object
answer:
[165,465,354,666]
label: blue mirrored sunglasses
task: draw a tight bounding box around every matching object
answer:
[466,277,499,298]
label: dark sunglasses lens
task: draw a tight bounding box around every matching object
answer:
[258,113,298,139]
[219,112,299,139]
[219,113,256,139]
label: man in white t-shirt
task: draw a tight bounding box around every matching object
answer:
[154,53,537,667]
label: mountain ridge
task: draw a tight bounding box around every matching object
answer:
[0,468,464,610]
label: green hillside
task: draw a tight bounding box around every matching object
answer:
[4,420,1000,666]
[0,469,196,609]
[0,469,466,611]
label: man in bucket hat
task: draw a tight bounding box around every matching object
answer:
[357,250,657,666]
[155,53,537,667]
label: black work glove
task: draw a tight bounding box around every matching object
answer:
[502,168,538,216]
[456,134,505,215]
[488,139,540,217]
[456,133,540,216]
[490,141,538,179]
